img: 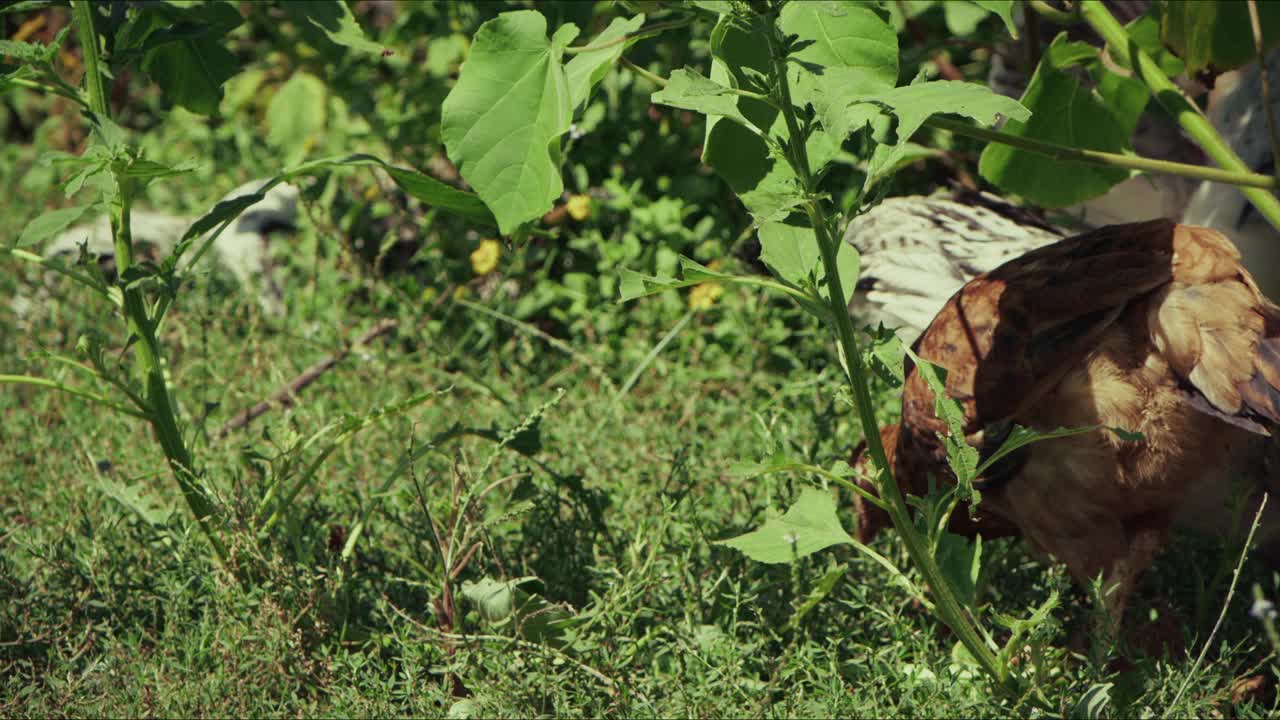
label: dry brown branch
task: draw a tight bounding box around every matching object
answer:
[216,318,399,438]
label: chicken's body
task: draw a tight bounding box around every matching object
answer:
[856,220,1280,619]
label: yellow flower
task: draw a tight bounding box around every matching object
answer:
[566,194,593,221]
[453,285,470,301]
[687,282,724,310]
[470,239,501,276]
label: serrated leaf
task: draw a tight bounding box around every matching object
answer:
[18,205,97,248]
[855,80,1029,191]
[267,72,328,166]
[863,323,905,386]
[783,0,899,149]
[979,35,1136,208]
[441,10,578,234]
[565,14,644,110]
[904,346,979,499]
[652,68,763,135]
[717,487,855,564]
[0,26,67,66]
[304,0,385,55]
[974,424,1103,477]
[618,255,742,301]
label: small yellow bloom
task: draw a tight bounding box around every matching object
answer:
[566,194,593,221]
[687,282,724,310]
[453,285,470,301]
[470,239,501,276]
[364,184,380,201]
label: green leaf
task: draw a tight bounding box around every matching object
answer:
[1162,0,1280,73]
[0,1,60,16]
[0,62,38,93]
[441,10,578,235]
[969,1,1017,37]
[565,14,644,111]
[93,477,174,527]
[18,205,98,248]
[789,563,846,629]
[304,0,386,55]
[935,532,981,607]
[700,14,800,221]
[0,25,67,66]
[1123,11,1184,77]
[758,220,820,287]
[783,0,899,148]
[179,193,264,250]
[618,255,740,301]
[717,487,855,564]
[863,323,905,387]
[267,72,329,166]
[855,80,1029,191]
[1069,683,1114,720]
[123,158,200,182]
[944,1,994,37]
[460,576,573,643]
[652,68,763,136]
[287,153,495,222]
[136,2,243,116]
[904,346,979,501]
[978,35,1137,208]
[974,424,1102,477]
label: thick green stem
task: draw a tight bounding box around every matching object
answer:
[925,116,1279,189]
[1078,0,1280,232]
[72,0,232,570]
[760,1,1013,693]
[71,1,107,116]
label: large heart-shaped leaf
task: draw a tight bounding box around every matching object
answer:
[441,11,579,234]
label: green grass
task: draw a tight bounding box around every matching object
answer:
[3,224,1279,717]
[2,2,1279,714]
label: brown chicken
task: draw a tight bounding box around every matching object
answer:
[854,219,1280,621]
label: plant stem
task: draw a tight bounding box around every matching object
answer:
[72,0,232,570]
[1027,0,1081,24]
[71,1,107,115]
[1247,0,1280,178]
[925,116,1279,189]
[0,374,149,419]
[1078,0,1280,232]
[760,0,1013,694]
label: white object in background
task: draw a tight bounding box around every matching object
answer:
[40,179,300,315]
